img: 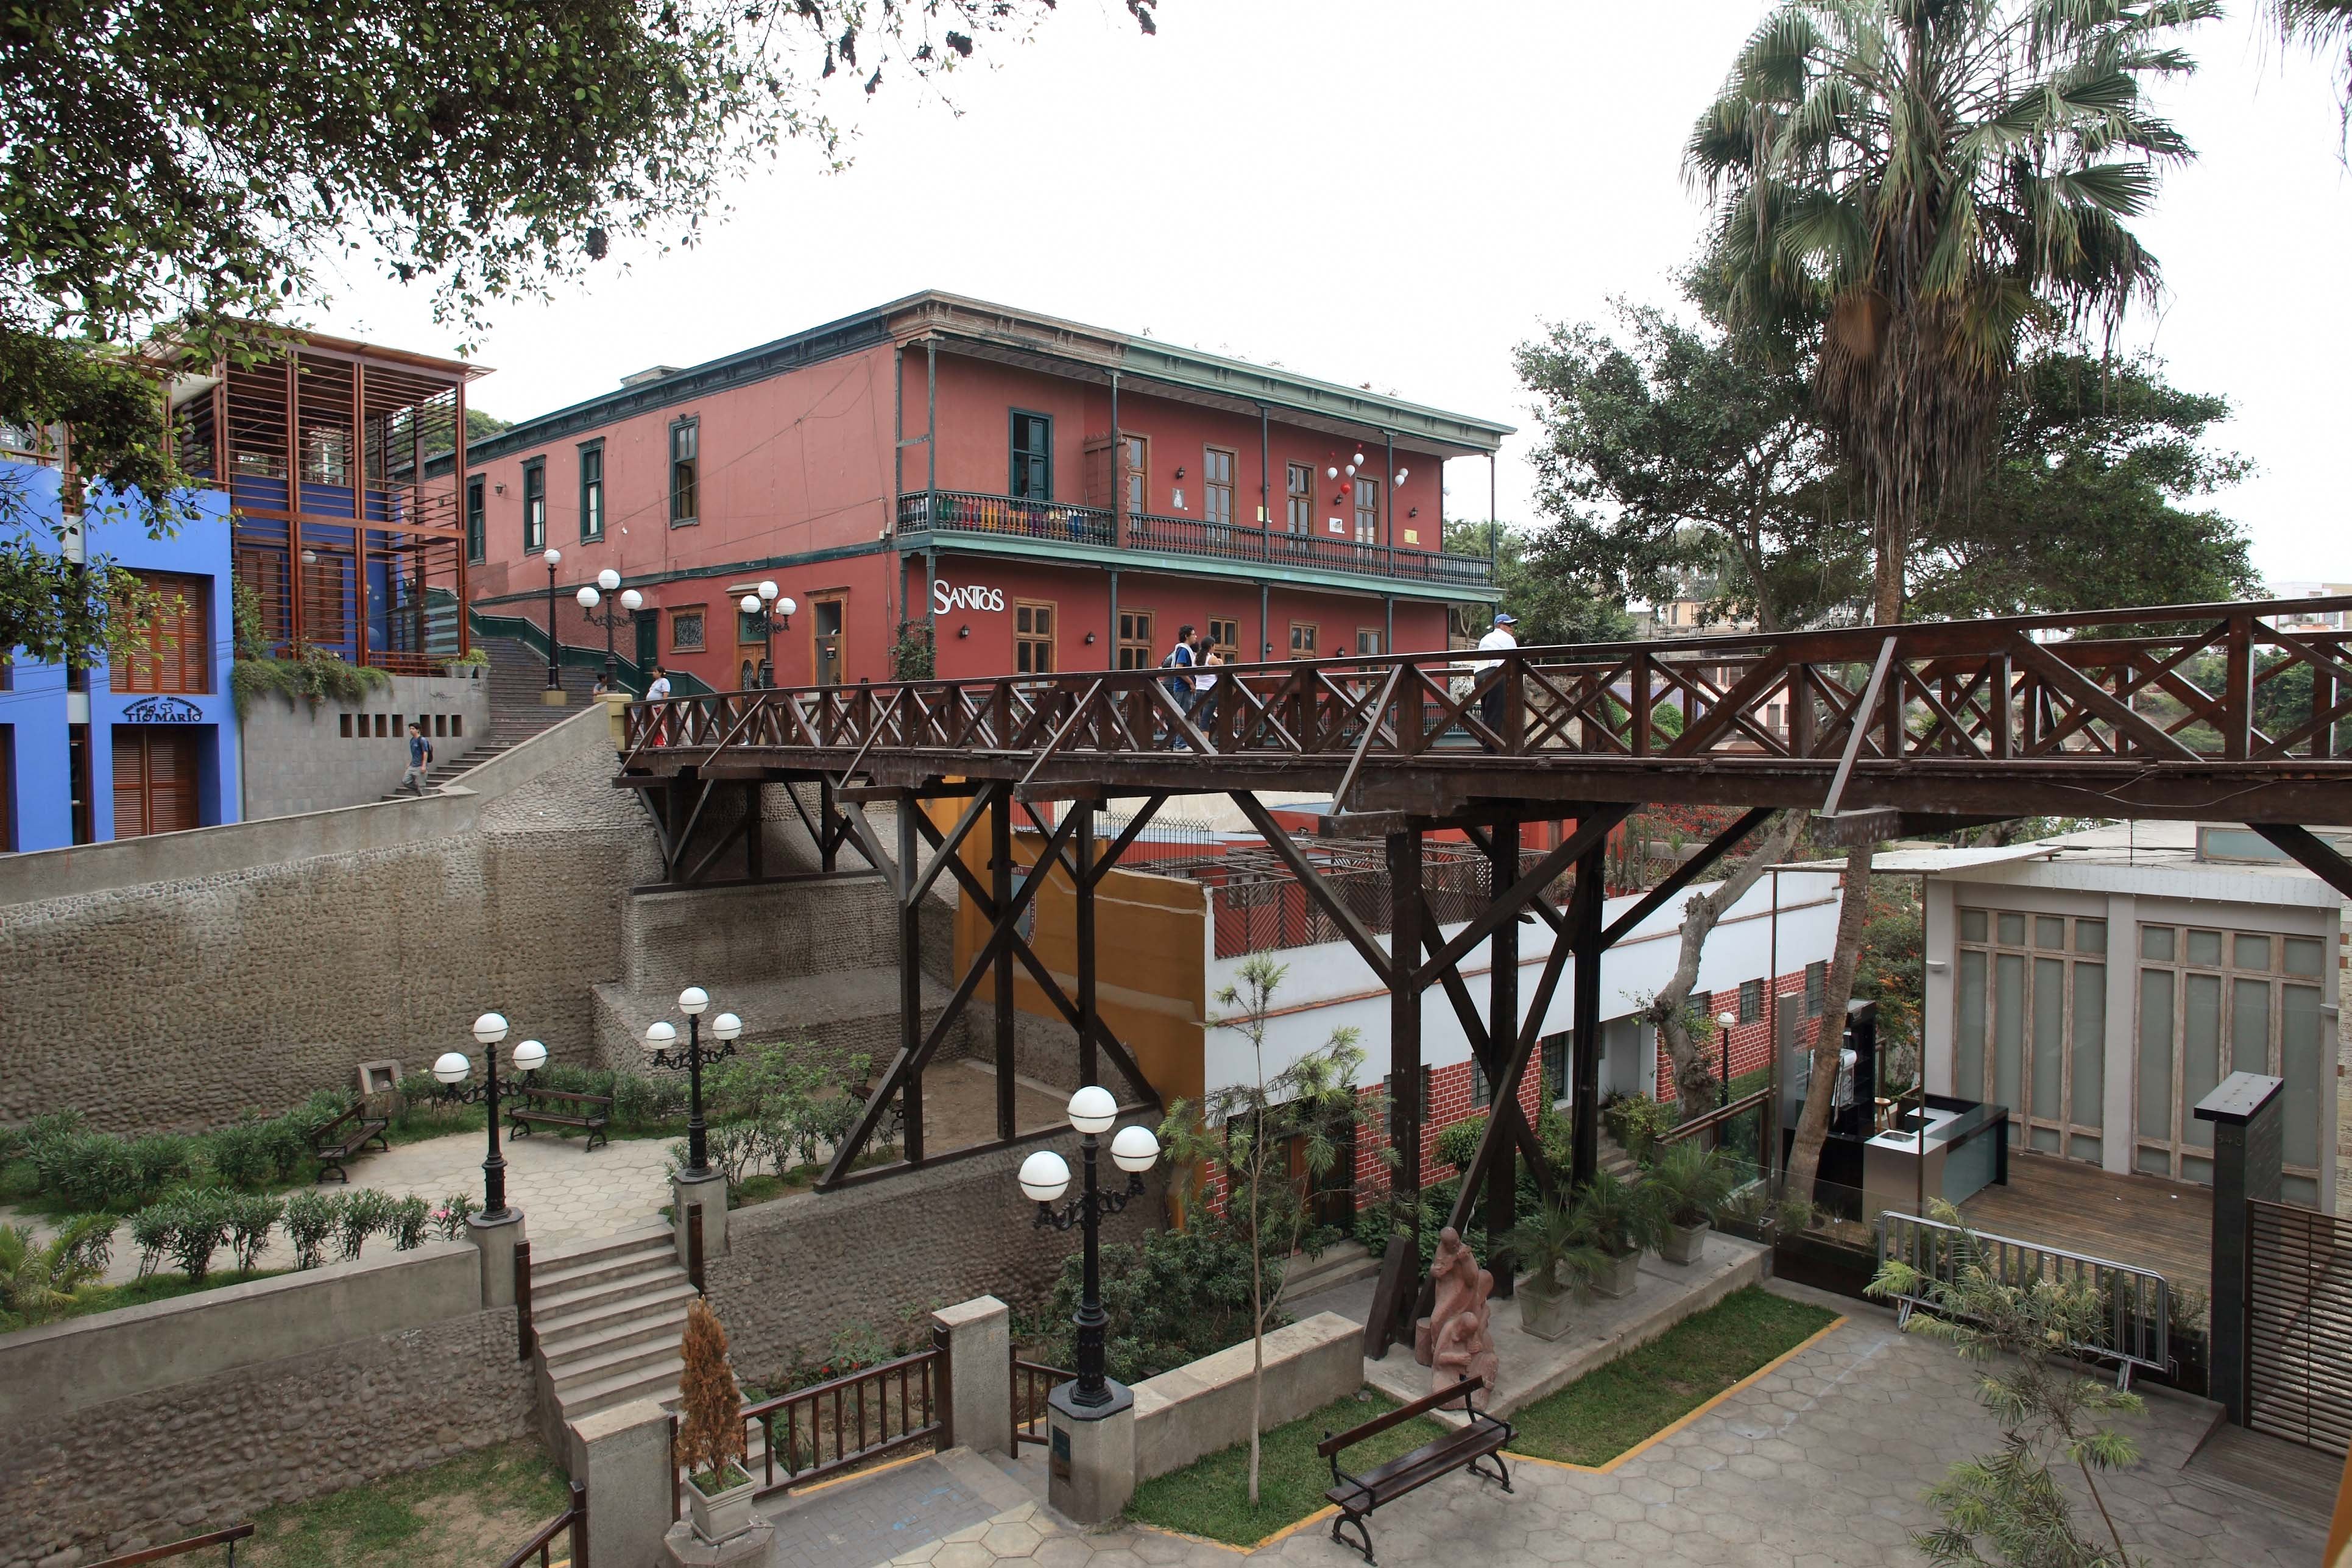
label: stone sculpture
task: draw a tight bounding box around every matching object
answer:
[1413,1225,1498,1407]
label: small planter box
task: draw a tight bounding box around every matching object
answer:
[685,1464,758,1544]
[1661,1220,1710,1266]
[1516,1278,1576,1340]
[1585,1249,1642,1300]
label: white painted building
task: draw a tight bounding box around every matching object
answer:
[1906,824,2348,1212]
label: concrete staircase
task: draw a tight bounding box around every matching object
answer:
[1599,1132,1640,1183]
[383,637,599,799]
[1279,1238,1381,1301]
[529,1226,697,1446]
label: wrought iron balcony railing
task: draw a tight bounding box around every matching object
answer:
[896,490,1493,588]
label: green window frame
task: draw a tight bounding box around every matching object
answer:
[578,440,604,542]
[464,476,486,564]
[521,457,546,552]
[1010,410,1052,501]
[669,417,699,526]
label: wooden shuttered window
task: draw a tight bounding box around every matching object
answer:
[116,572,211,694]
[112,728,200,839]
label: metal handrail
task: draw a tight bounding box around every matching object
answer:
[739,1333,946,1495]
[1659,1086,1773,1146]
[1878,1209,2172,1390]
[1011,1354,1072,1448]
[89,1525,255,1567]
[497,1480,587,1568]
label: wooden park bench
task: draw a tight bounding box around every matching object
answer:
[309,1101,390,1184]
[504,1087,612,1152]
[1318,1376,1514,1565]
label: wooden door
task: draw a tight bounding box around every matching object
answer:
[112,727,200,839]
[813,596,845,686]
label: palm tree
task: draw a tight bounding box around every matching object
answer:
[1686,0,2211,1202]
[2269,1,2352,134]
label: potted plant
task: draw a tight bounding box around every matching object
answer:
[1506,1202,1606,1340]
[676,1297,756,1543]
[1567,1168,1664,1299]
[1644,1140,1736,1265]
[445,648,490,680]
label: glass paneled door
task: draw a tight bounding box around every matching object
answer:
[1953,909,2108,1164]
[2133,923,2328,1204]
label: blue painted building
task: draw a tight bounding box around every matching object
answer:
[1,455,241,851]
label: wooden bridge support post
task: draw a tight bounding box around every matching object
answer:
[991,783,1017,1139]
[1569,832,1606,1189]
[1076,800,1099,1089]
[1387,828,1424,1206]
[820,780,841,873]
[744,781,765,883]
[899,794,925,1164]
[1485,818,1520,1289]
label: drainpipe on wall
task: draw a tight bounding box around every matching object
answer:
[1107,570,1119,675]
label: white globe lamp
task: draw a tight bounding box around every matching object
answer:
[576,585,600,609]
[1019,1150,1072,1203]
[597,568,621,592]
[473,1011,509,1045]
[1111,1124,1160,1174]
[643,1020,677,1054]
[712,1012,743,1042]
[512,1039,548,1073]
[679,986,710,1017]
[432,1049,473,1086]
[1067,1085,1118,1135]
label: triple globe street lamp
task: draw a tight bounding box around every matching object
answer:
[735,581,796,689]
[541,547,565,694]
[645,986,741,1176]
[432,1012,549,1223]
[1017,1086,1161,1408]
[577,568,644,691]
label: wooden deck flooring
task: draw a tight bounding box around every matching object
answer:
[1960,1151,2215,1299]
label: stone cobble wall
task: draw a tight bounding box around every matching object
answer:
[705,1125,1167,1381]
[0,1307,532,1568]
[0,749,660,1134]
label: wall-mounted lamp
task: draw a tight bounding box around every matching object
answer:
[494,483,506,495]
[1173,466,1187,481]
[1084,631,1097,645]
[957,624,970,639]
[1408,507,1419,518]
[1926,959,1950,973]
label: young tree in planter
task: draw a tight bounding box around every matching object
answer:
[676,1297,748,1496]
[1869,1205,2147,1566]
[1158,953,1388,1505]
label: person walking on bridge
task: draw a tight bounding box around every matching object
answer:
[1474,612,1517,743]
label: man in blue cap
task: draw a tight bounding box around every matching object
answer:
[1474,610,1518,740]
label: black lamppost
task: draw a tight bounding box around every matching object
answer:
[1020,1086,1161,1407]
[645,986,740,1174]
[433,1012,546,1222]
[577,569,643,691]
[541,546,563,693]
[735,580,794,688]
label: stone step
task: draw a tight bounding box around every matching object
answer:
[534,1267,690,1325]
[542,1305,691,1373]
[1279,1240,1379,1301]
[555,1357,685,1422]
[551,1334,690,1394]
[531,1238,679,1299]
[536,1278,700,1341]
[534,1224,676,1271]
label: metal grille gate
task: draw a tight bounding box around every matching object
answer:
[2247,1198,2352,1453]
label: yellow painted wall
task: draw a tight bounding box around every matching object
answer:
[939,798,1206,1107]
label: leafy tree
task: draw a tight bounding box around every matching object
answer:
[1870,1204,2149,1566]
[465,409,512,443]
[1,0,1156,659]
[1909,353,2256,619]
[1514,292,1852,634]
[1689,0,2212,1207]
[1158,954,1388,1504]
[1444,518,1635,646]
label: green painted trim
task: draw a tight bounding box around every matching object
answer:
[469,538,894,610]
[467,609,715,697]
[898,528,1501,605]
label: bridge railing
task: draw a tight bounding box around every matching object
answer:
[620,595,2352,781]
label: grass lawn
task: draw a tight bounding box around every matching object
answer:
[1508,1286,1837,1467]
[240,1439,573,1568]
[1126,1388,1448,1547]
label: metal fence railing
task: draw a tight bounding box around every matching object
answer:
[1879,1210,2170,1389]
[1201,844,1570,959]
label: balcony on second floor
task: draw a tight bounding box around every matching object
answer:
[895,489,1495,593]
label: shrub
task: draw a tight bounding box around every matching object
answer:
[1049,1225,1265,1385]
[674,1298,747,1492]
[431,1193,479,1241]
[228,1194,284,1272]
[205,1118,276,1189]
[1601,1092,1675,1162]
[284,1190,339,1270]
[128,1135,196,1199]
[161,1190,233,1282]
[389,1195,431,1251]
[336,1189,394,1261]
[1434,1114,1486,1174]
[130,1204,177,1279]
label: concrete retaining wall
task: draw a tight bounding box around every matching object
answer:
[705,1125,1168,1382]
[0,1242,481,1427]
[0,1243,532,1568]
[0,714,660,1134]
[1131,1312,1364,1483]
[241,671,493,821]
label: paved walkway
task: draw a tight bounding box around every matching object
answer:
[816,1288,2318,1568]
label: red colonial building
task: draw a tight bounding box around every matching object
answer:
[464,293,1508,691]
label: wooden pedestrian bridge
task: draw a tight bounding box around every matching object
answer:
[610,594,2352,1293]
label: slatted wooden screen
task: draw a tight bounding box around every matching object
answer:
[111,729,200,839]
[2248,1198,2352,1454]
[115,572,210,694]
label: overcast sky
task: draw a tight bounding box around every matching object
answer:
[324,0,2352,589]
